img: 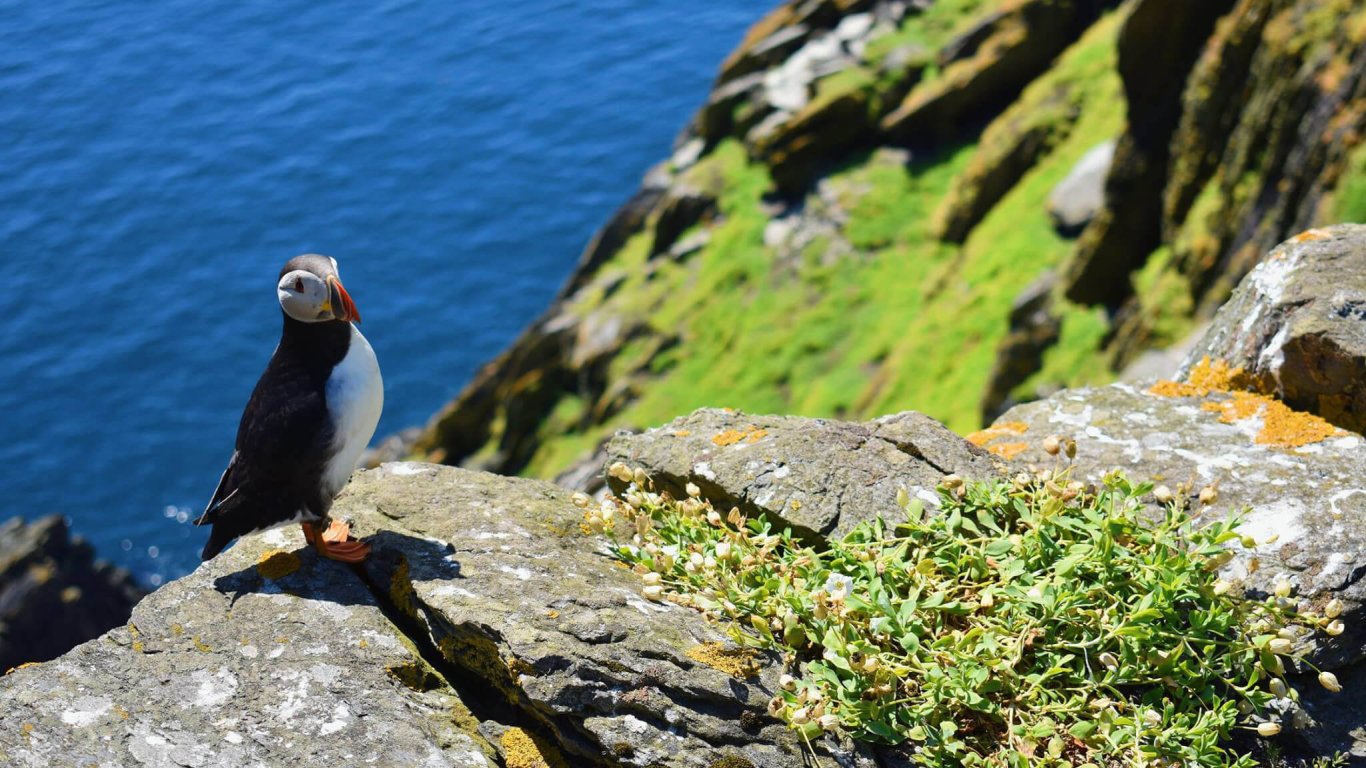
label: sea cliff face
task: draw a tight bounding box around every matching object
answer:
[410,0,1366,482]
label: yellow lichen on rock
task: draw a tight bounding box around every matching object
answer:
[500,727,569,768]
[986,441,1030,459]
[1153,357,1340,447]
[685,641,760,679]
[255,549,301,581]
[711,425,769,446]
[965,421,1028,447]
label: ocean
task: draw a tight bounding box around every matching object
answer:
[0,0,763,586]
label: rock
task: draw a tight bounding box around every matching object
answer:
[882,0,1111,145]
[0,514,495,768]
[1,464,866,767]
[1179,225,1366,434]
[0,516,145,672]
[1061,0,1233,307]
[977,383,1366,758]
[605,408,1004,541]
[979,271,1063,422]
[1047,140,1114,236]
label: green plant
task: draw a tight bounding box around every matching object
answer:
[587,466,1344,767]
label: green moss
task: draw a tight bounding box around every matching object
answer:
[510,12,1128,475]
[863,0,996,80]
[1333,140,1366,223]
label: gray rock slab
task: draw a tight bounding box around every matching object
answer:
[346,462,864,768]
[1180,224,1366,434]
[605,408,1005,542]
[1047,140,1114,237]
[0,523,493,768]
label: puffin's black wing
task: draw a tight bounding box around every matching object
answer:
[196,351,337,560]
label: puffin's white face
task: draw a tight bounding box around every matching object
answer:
[277,261,360,324]
[277,270,331,323]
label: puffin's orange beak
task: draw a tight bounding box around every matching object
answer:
[326,275,361,324]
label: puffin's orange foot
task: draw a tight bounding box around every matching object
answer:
[316,537,371,564]
[301,520,370,563]
[321,518,353,544]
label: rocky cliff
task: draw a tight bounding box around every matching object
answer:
[411,0,1366,482]
[0,515,145,672]
[5,227,1366,764]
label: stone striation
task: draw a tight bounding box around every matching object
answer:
[0,515,146,672]
[1179,224,1366,435]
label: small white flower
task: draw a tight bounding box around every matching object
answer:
[1212,579,1232,596]
[818,714,839,731]
[633,468,649,488]
[789,707,809,725]
[642,585,664,601]
[1256,722,1280,737]
[706,510,723,527]
[823,574,854,602]
[571,492,591,508]
[1153,485,1174,504]
[1098,652,1119,671]
[1269,678,1287,697]
[1319,671,1342,693]
[1326,619,1345,637]
[1274,579,1292,598]
[779,674,796,691]
[1269,638,1293,655]
[1324,598,1344,618]
[715,541,733,560]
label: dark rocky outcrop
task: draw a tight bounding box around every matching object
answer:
[0,516,145,673]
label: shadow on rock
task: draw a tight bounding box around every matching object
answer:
[210,528,462,608]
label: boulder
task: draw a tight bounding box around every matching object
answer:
[1047,140,1114,237]
[0,464,868,768]
[605,408,1004,542]
[975,383,1366,760]
[1179,225,1366,434]
[0,513,495,768]
[0,516,146,672]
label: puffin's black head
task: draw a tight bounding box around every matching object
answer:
[277,254,360,324]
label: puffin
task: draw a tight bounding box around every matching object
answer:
[196,254,383,563]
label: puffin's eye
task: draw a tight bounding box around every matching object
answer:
[293,277,304,292]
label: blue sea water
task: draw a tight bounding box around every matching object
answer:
[0,1,762,586]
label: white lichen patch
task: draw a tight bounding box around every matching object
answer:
[191,667,238,708]
[59,695,113,726]
[692,462,717,481]
[318,702,351,736]
[1237,499,1306,549]
[498,565,533,581]
[431,584,480,600]
[383,461,435,476]
[239,644,259,659]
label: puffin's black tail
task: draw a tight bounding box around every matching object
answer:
[201,527,233,561]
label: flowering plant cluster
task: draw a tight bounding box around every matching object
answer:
[585,463,1344,767]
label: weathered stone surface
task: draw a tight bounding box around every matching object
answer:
[980,270,1062,422]
[1,465,872,767]
[1047,139,1114,236]
[1179,225,1366,434]
[882,0,1112,145]
[0,517,494,768]
[606,408,1004,541]
[979,383,1366,758]
[0,515,146,672]
[351,463,867,768]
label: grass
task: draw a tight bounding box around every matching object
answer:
[594,466,1346,767]
[513,8,1128,475]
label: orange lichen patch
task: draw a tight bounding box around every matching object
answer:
[673,429,691,438]
[986,441,1030,459]
[501,726,569,768]
[1201,391,1340,447]
[1293,227,1333,242]
[1156,358,1343,448]
[711,425,769,446]
[4,661,40,675]
[685,641,760,679]
[256,549,302,581]
[507,656,536,678]
[965,421,1028,447]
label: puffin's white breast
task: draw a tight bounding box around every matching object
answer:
[323,324,383,497]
